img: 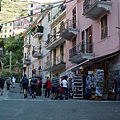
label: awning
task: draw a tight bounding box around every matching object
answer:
[87,50,120,64]
[69,50,120,71]
[60,70,73,77]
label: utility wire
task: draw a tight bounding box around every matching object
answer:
[0,0,73,25]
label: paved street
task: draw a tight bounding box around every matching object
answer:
[0,83,120,120]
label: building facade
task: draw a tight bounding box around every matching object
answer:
[63,0,120,100]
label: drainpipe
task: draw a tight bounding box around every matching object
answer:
[84,30,86,53]
[118,0,120,50]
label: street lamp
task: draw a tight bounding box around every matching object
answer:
[6,51,12,73]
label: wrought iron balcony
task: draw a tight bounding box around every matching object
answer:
[32,48,42,58]
[32,25,44,38]
[45,32,65,50]
[83,0,112,20]
[24,39,31,48]
[32,68,42,78]
[52,5,66,25]
[60,19,78,40]
[69,42,94,64]
[44,54,66,71]
[24,56,31,65]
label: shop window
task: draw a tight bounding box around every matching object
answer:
[101,14,108,39]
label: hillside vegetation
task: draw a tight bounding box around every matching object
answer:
[0,0,31,23]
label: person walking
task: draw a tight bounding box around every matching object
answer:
[45,77,52,98]
[117,76,120,101]
[30,76,37,98]
[61,76,68,99]
[0,75,5,96]
[36,77,42,96]
[51,73,59,100]
[6,77,11,90]
[21,74,29,98]
[11,76,16,88]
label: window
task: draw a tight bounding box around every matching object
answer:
[5,30,7,33]
[30,17,33,22]
[72,7,76,28]
[101,14,108,39]
[10,23,12,26]
[48,12,50,22]
[4,35,6,38]
[30,10,33,15]
[5,23,7,26]
[81,26,93,53]
[72,37,76,47]
[31,4,33,7]
[10,29,12,32]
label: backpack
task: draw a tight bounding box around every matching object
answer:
[30,78,37,85]
[22,77,28,84]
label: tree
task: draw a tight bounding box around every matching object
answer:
[2,34,24,80]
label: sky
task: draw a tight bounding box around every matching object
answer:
[28,0,62,3]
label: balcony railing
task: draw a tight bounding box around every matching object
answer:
[24,56,31,65]
[53,5,66,21]
[83,0,112,20]
[31,25,44,38]
[32,47,42,58]
[32,69,42,77]
[24,39,31,48]
[69,42,93,59]
[44,54,66,70]
[60,19,78,40]
[45,32,65,49]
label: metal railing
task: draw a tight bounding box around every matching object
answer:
[69,42,93,59]
[83,0,111,13]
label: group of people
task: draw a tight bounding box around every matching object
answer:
[20,73,69,100]
[21,74,42,98]
[0,75,16,96]
[44,73,68,100]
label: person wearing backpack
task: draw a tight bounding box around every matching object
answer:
[22,74,29,98]
[30,76,37,98]
[0,75,5,96]
[6,77,11,90]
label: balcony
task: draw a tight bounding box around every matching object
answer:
[32,48,42,58]
[45,33,65,50]
[60,19,78,40]
[51,5,66,26]
[31,25,44,38]
[44,54,66,71]
[69,42,94,64]
[32,69,42,78]
[24,56,31,65]
[24,39,31,48]
[83,0,113,20]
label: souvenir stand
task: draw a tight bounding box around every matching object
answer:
[86,69,104,100]
[73,74,83,99]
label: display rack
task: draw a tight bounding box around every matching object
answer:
[73,74,83,99]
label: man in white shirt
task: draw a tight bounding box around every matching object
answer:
[61,76,68,99]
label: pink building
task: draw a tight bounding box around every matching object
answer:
[61,0,120,100]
